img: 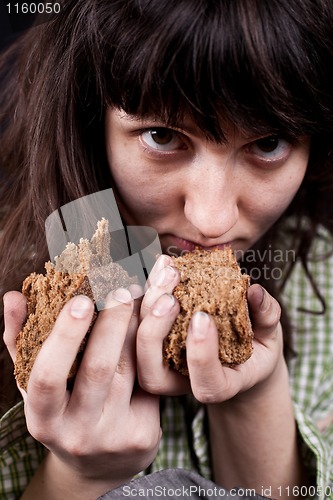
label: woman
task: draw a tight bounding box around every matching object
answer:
[1,0,333,498]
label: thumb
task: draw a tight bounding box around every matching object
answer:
[247,284,281,340]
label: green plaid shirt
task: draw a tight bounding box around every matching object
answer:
[1,230,333,499]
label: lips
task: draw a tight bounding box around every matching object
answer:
[164,235,232,254]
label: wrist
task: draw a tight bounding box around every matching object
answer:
[21,452,130,500]
[47,452,130,498]
[206,356,304,495]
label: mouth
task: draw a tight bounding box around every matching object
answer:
[163,235,233,255]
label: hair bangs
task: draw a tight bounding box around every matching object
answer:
[96,0,333,141]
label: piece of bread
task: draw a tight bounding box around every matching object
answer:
[14,219,136,391]
[163,247,253,375]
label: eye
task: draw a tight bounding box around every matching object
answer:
[140,128,185,151]
[248,135,291,162]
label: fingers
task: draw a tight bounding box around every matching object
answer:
[70,288,137,415]
[183,285,283,403]
[139,257,180,392]
[140,255,180,320]
[3,291,27,361]
[137,293,190,395]
[145,254,174,288]
[26,295,95,418]
[128,385,162,458]
[14,281,162,482]
[247,284,282,341]
[186,312,239,402]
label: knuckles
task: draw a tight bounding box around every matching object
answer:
[137,375,159,394]
[191,385,226,405]
[28,371,63,396]
[25,414,58,445]
[126,426,161,455]
[27,420,161,461]
[80,358,114,384]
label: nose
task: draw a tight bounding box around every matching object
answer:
[183,159,239,240]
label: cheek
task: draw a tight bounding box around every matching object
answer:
[111,160,157,211]
[108,152,180,223]
[106,135,150,208]
[244,169,306,227]
[106,128,183,218]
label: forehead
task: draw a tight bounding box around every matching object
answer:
[102,1,329,141]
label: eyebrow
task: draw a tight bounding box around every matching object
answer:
[120,112,212,140]
[117,110,292,144]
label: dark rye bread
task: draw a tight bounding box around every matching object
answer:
[14,265,95,392]
[14,219,136,392]
[163,247,253,375]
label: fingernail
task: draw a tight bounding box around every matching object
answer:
[155,254,172,273]
[152,294,175,316]
[70,296,92,319]
[191,311,210,338]
[112,288,133,304]
[156,266,177,286]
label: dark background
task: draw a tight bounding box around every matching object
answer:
[0,1,18,50]
[0,1,59,51]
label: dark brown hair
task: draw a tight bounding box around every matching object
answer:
[1,0,333,413]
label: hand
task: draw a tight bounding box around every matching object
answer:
[183,283,284,404]
[3,287,161,493]
[137,255,283,403]
[137,267,303,497]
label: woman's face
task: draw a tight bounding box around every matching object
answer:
[105,108,309,256]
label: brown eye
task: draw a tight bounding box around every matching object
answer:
[150,128,175,145]
[141,128,185,151]
[255,135,280,153]
[248,134,291,165]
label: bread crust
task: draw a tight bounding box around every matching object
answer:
[14,219,136,392]
[14,264,96,391]
[163,247,253,375]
